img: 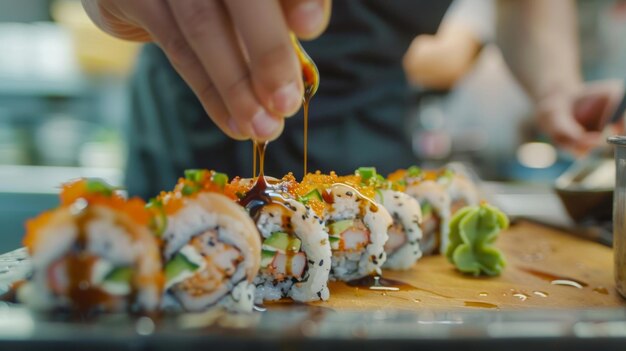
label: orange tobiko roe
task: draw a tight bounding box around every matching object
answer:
[23,210,54,252]
[59,179,151,226]
[23,179,150,252]
[387,169,407,183]
[422,170,440,181]
[286,171,377,217]
[225,176,255,196]
[157,173,237,216]
[153,190,184,216]
[177,170,237,200]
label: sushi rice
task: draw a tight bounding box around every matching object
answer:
[153,170,261,312]
[295,172,392,281]
[230,176,332,303]
[19,179,162,313]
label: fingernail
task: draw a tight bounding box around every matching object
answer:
[272,81,301,115]
[252,109,281,139]
[291,1,324,34]
[228,119,243,137]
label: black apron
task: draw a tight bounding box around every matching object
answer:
[126,0,451,199]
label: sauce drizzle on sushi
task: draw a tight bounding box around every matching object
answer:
[291,34,319,178]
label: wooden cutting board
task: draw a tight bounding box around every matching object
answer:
[298,220,624,311]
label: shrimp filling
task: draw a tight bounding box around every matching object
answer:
[261,232,308,281]
[384,222,406,254]
[419,202,441,254]
[327,218,370,252]
[167,230,243,297]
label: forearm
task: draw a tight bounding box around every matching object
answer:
[497,0,582,101]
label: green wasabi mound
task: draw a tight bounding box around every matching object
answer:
[445,203,509,276]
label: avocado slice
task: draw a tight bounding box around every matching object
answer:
[261,249,276,267]
[421,202,433,217]
[263,232,301,253]
[299,188,322,204]
[103,267,133,283]
[327,219,354,236]
[165,252,200,283]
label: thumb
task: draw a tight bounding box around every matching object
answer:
[573,93,612,131]
[281,0,332,40]
[537,96,599,153]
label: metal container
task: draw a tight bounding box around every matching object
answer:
[608,136,626,297]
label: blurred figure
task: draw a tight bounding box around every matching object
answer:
[498,1,623,154]
[404,0,624,155]
[404,0,494,90]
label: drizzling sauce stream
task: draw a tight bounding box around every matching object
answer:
[252,141,257,178]
[291,34,319,177]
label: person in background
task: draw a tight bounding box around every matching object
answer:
[405,0,623,156]
[81,0,622,199]
[403,0,494,91]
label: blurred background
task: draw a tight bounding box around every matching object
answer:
[0,0,624,252]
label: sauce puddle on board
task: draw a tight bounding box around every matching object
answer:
[520,267,588,288]
[345,275,453,299]
[464,301,499,309]
[346,275,415,292]
[593,286,609,295]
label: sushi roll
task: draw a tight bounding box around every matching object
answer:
[20,179,162,313]
[388,167,451,255]
[440,165,480,214]
[228,174,331,303]
[150,170,261,312]
[293,172,392,281]
[355,167,423,270]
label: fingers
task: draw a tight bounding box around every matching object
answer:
[86,0,329,142]
[134,0,245,140]
[82,0,152,41]
[280,0,332,40]
[574,79,625,128]
[225,0,303,118]
[537,95,601,154]
[165,0,284,141]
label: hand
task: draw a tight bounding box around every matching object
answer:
[82,0,331,141]
[536,80,624,154]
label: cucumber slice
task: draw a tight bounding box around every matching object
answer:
[327,219,354,235]
[328,236,340,250]
[261,249,276,267]
[263,232,301,253]
[299,188,322,204]
[421,202,433,217]
[103,267,133,283]
[165,252,200,283]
